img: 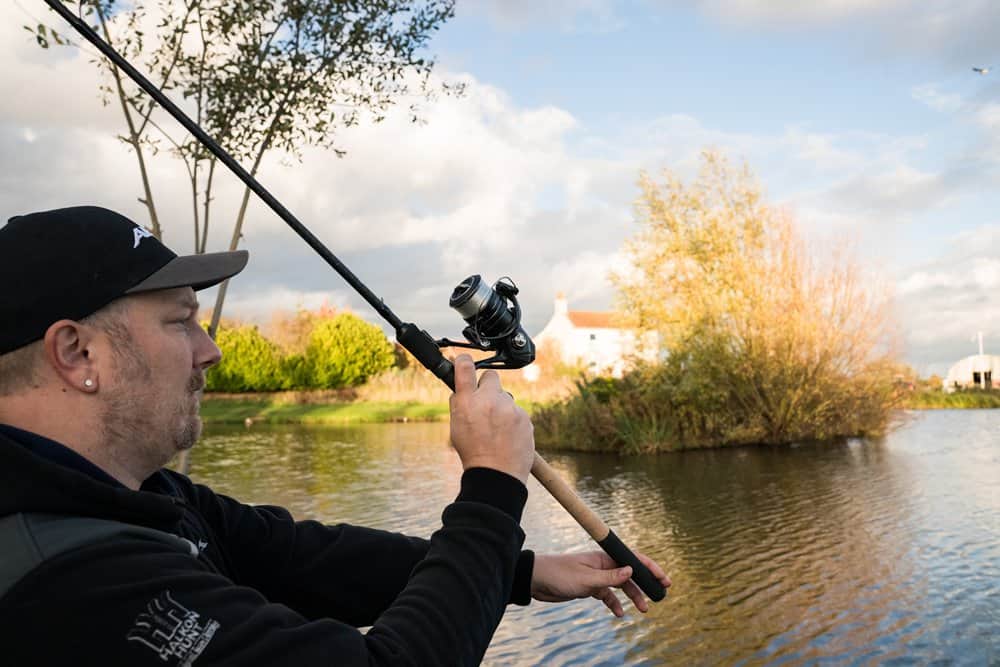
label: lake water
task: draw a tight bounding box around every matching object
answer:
[190,410,1000,666]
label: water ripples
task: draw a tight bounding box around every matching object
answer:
[191,411,1000,665]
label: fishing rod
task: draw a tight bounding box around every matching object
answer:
[41,0,666,603]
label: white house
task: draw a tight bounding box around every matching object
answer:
[523,293,657,381]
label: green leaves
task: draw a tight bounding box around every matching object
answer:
[23,23,68,49]
[206,313,396,392]
[172,0,458,164]
[303,314,396,389]
[206,324,287,391]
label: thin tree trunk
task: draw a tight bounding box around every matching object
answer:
[199,160,217,254]
[207,147,269,339]
[207,88,290,339]
[96,4,161,239]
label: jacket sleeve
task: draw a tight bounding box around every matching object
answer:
[176,468,533,624]
[0,470,528,667]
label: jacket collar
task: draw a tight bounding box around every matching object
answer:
[0,425,183,528]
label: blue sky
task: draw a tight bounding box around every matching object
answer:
[5,0,1000,375]
[427,0,1000,374]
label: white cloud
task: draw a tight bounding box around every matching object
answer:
[898,257,1000,295]
[912,84,964,113]
[781,127,861,171]
[974,103,1000,132]
[461,0,625,32]
[892,223,1000,373]
[208,286,354,325]
[685,0,909,25]
[549,250,629,306]
[4,3,996,374]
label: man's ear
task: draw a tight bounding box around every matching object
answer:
[43,320,101,393]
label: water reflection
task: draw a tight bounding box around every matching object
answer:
[191,411,1000,665]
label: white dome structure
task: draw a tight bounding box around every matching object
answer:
[942,354,1000,392]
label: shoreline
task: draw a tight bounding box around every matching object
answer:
[200,396,450,424]
[201,392,1000,426]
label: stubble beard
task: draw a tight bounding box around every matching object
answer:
[100,345,204,475]
[182,372,205,450]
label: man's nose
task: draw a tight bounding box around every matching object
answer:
[195,325,222,369]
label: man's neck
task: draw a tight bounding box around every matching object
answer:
[0,423,126,488]
[0,393,145,490]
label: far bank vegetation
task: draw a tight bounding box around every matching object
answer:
[207,306,396,393]
[205,306,576,407]
[534,151,905,454]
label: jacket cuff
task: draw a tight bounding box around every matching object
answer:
[456,467,528,523]
[509,550,534,605]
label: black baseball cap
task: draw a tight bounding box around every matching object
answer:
[0,206,248,354]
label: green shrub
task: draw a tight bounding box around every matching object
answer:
[301,313,395,389]
[534,351,900,454]
[207,324,287,392]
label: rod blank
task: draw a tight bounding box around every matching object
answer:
[42,0,665,604]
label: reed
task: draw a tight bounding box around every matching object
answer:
[904,389,1000,409]
[355,364,576,407]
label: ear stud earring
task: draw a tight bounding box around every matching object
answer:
[84,379,94,388]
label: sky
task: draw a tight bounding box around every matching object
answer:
[5,0,1000,376]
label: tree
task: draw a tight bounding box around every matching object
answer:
[303,313,395,388]
[611,150,902,445]
[30,0,458,330]
[206,322,287,391]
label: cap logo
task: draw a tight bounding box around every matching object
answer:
[133,226,153,249]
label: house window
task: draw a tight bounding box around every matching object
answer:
[987,371,993,389]
[974,371,982,387]
[589,333,596,341]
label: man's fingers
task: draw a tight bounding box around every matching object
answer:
[593,588,624,618]
[600,566,631,588]
[621,579,649,614]
[477,368,501,392]
[635,552,671,588]
[452,354,477,395]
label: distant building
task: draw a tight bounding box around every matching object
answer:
[943,355,1000,392]
[943,332,1000,392]
[522,293,657,381]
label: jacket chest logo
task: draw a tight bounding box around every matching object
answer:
[127,590,220,665]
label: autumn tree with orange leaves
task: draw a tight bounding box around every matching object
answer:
[536,151,903,453]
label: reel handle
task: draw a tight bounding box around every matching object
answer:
[397,322,666,603]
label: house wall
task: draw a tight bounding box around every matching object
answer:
[526,295,658,379]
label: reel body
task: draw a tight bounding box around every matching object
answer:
[440,275,536,370]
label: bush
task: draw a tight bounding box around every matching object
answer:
[537,151,903,453]
[301,313,396,389]
[207,324,287,392]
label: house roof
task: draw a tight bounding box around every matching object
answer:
[567,311,616,329]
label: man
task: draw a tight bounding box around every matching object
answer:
[0,206,669,665]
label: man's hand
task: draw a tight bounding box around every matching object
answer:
[531,550,671,617]
[449,354,535,483]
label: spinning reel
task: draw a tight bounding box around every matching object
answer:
[437,275,536,370]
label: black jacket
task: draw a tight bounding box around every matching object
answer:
[0,425,533,666]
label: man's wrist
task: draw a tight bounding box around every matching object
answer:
[455,467,528,523]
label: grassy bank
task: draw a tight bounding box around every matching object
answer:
[201,395,449,424]
[200,364,575,425]
[902,390,1000,409]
